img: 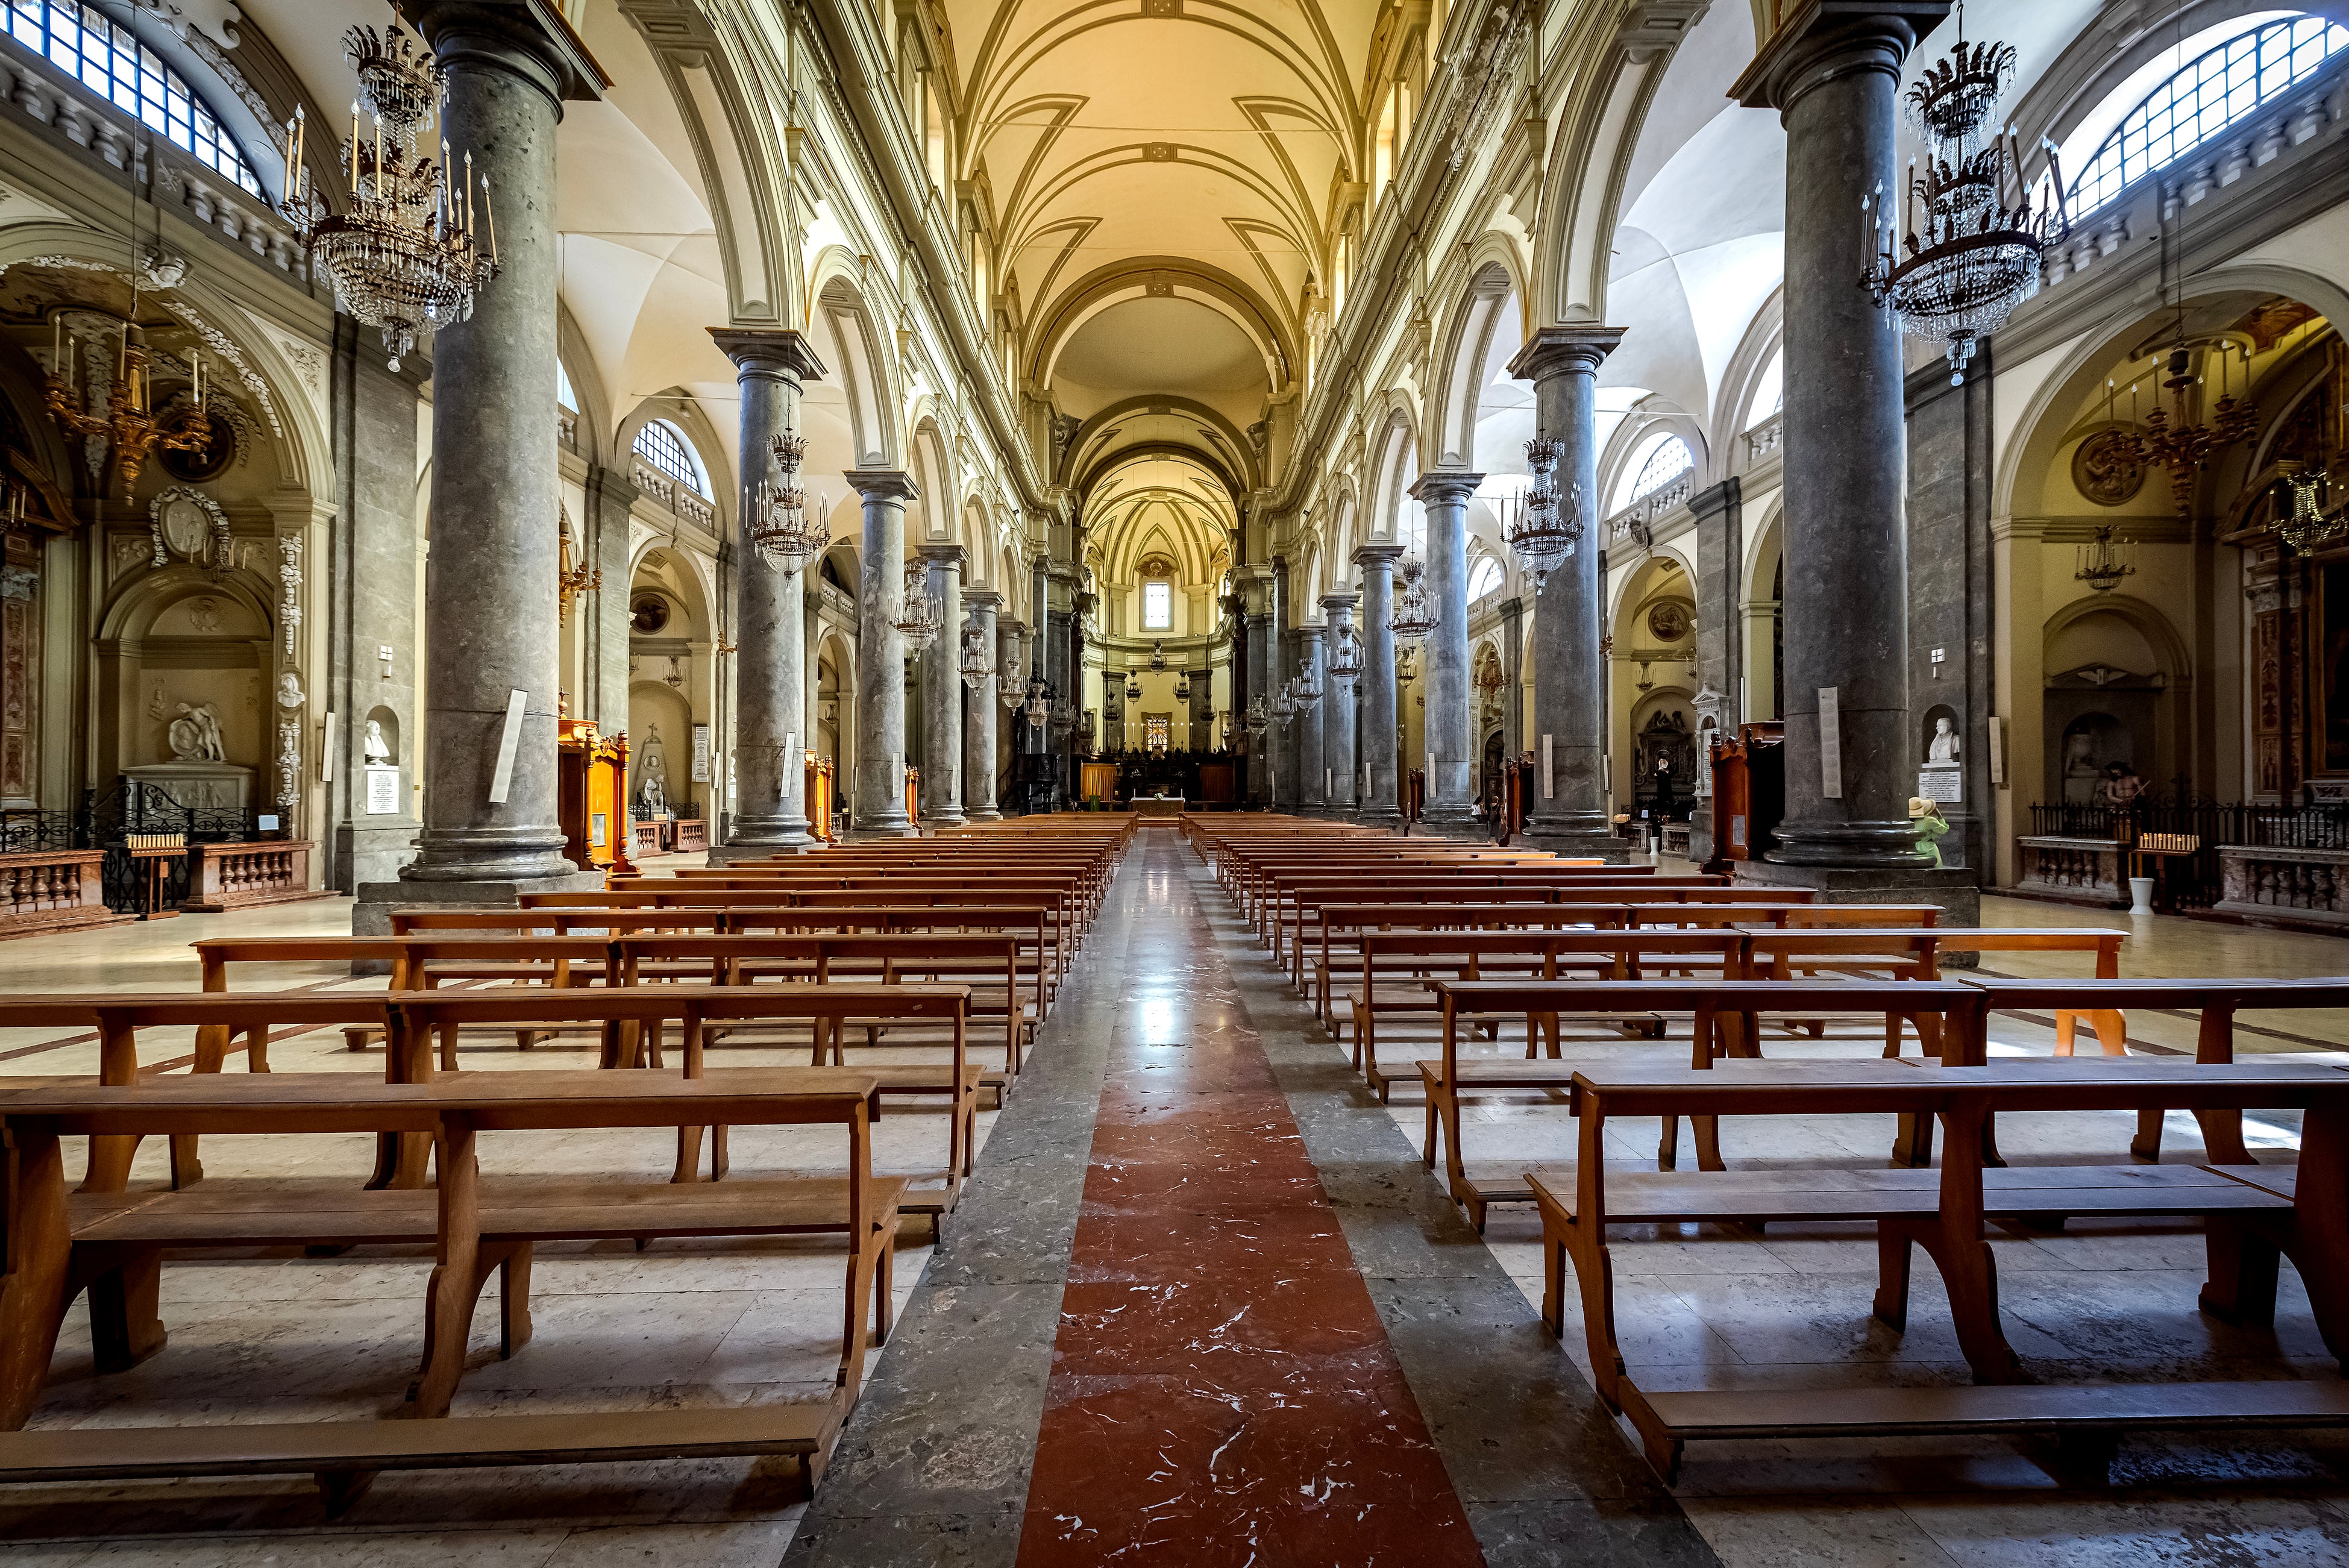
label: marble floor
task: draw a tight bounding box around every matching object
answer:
[7,842,2349,1564]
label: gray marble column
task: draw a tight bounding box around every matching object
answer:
[918,544,967,826]
[712,329,823,856]
[1322,592,1360,812]
[1411,472,1481,830]
[1734,2,1945,868]
[582,463,636,742]
[1269,560,1294,811]
[1508,328,1626,858]
[962,588,1002,820]
[848,469,918,836]
[1497,594,1524,765]
[1298,622,1327,812]
[1354,544,1401,825]
[1686,477,1745,865]
[381,3,600,899]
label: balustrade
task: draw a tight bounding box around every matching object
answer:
[184,839,321,912]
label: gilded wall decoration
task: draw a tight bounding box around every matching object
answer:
[2074,430,2147,506]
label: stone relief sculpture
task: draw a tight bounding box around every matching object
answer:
[277,720,299,812]
[275,670,304,710]
[169,701,225,762]
[278,534,303,658]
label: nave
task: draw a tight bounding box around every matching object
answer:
[7,823,2349,1564]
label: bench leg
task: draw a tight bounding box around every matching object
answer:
[2199,1217,2282,1328]
[1423,1092,1438,1170]
[313,1469,377,1515]
[438,1022,460,1073]
[874,1222,895,1347]
[674,1124,707,1184]
[80,1135,139,1194]
[86,1245,169,1373]
[0,1124,73,1431]
[1691,1114,1725,1174]
[1539,1223,1566,1338]
[498,1243,534,1356]
[1657,1115,1678,1172]
[412,1117,483,1419]
[1873,1223,1915,1331]
[2195,1108,2254,1167]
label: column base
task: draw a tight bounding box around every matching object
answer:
[1766,817,1937,868]
[1730,859,1982,958]
[353,869,607,972]
[709,835,819,862]
[929,810,968,829]
[965,807,1002,822]
[1519,827,1632,864]
[1410,811,1490,843]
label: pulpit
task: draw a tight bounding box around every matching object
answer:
[557,716,627,871]
[1702,722,1783,876]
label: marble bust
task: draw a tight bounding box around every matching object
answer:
[363,718,392,764]
[1927,716,1960,764]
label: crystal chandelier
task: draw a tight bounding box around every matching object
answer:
[1023,676,1051,724]
[1327,624,1364,683]
[2277,466,2348,553]
[2074,525,2137,592]
[45,321,213,498]
[750,433,827,572]
[1388,556,1438,645]
[894,556,943,649]
[1246,694,1270,736]
[1001,646,1027,710]
[1272,683,1300,726]
[1148,639,1167,673]
[1290,665,1322,706]
[1174,667,1193,701]
[1499,438,1584,592]
[1050,697,1076,739]
[281,26,497,371]
[1862,36,2067,384]
[959,619,994,690]
[1124,668,1142,700]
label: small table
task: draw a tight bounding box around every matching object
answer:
[124,833,186,921]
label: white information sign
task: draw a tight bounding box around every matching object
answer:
[692,723,712,783]
[488,689,528,804]
[1540,734,1554,800]
[1817,686,1843,800]
[365,765,400,815]
[1918,768,1963,804]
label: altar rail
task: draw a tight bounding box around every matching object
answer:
[0,848,127,939]
[2024,800,2349,912]
[185,840,322,912]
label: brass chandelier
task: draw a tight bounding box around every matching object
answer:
[2074,524,2136,592]
[1863,34,2068,384]
[750,432,827,572]
[2277,465,2348,553]
[282,25,497,371]
[45,318,213,498]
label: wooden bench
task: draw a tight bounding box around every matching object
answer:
[1538,1053,2349,1482]
[0,1066,895,1504]
[1310,902,1634,1025]
[1422,973,1961,1227]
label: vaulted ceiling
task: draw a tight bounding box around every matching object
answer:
[939,0,1387,550]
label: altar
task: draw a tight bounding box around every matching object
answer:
[1132,794,1184,821]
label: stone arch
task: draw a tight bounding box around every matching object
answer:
[618,392,735,516]
[1711,289,1785,466]
[93,566,276,797]
[1432,262,1519,471]
[908,419,956,545]
[811,265,902,470]
[1367,409,1419,545]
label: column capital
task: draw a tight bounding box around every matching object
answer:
[917,542,967,569]
[398,0,611,103]
[707,327,825,383]
[1352,542,1405,568]
[1320,591,1360,621]
[1729,0,1948,111]
[845,468,919,502]
[1410,470,1485,506]
[963,586,1003,612]
[1297,622,1326,645]
[1690,475,1743,524]
[1507,325,1625,384]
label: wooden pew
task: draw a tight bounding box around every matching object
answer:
[0,1066,894,1504]
[1309,902,1633,1025]
[1535,1052,2349,1483]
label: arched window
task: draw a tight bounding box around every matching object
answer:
[1616,434,1695,512]
[2067,16,2349,213]
[633,419,708,498]
[5,2,260,194]
[1143,578,1172,630]
[556,360,577,413]
[1467,556,1503,601]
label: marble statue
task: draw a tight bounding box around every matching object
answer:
[638,749,670,818]
[168,701,225,762]
[1927,716,1959,763]
[363,718,392,764]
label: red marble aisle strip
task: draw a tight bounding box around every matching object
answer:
[1016,858,1484,1566]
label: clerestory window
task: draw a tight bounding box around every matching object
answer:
[2066,15,2349,214]
[633,419,709,499]
[5,1,260,195]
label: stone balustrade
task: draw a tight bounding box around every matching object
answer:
[184,839,321,912]
[1606,469,1695,544]
[0,848,125,938]
[2214,844,2349,930]
[2014,835,2124,906]
[0,34,308,280]
[630,457,717,532]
